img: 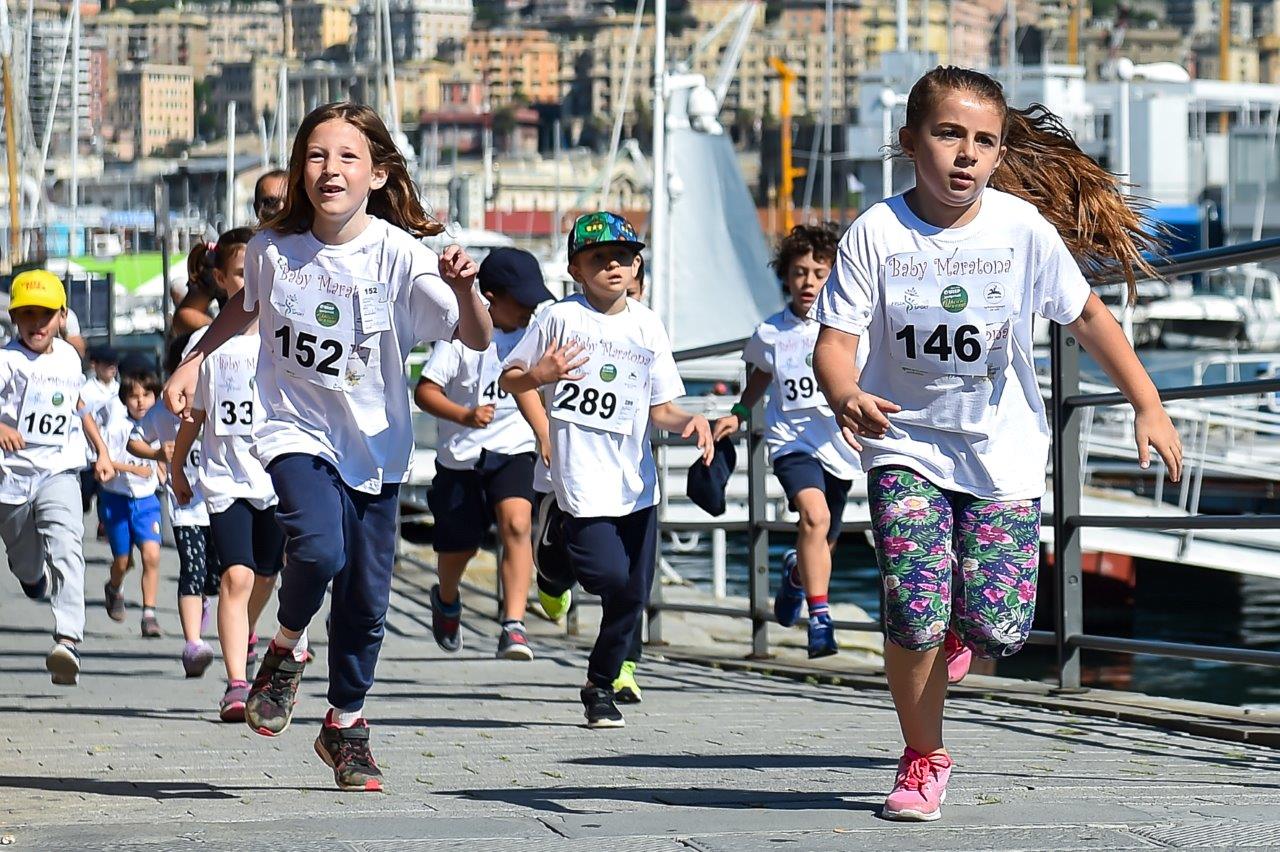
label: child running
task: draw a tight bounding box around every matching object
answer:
[129,336,221,677]
[0,270,115,685]
[79,345,118,513]
[811,66,1183,821]
[521,265,651,703]
[713,223,862,659]
[98,369,164,637]
[418,247,553,660]
[170,226,286,721]
[501,211,712,728]
[163,102,490,791]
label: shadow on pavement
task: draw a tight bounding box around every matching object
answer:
[452,785,883,814]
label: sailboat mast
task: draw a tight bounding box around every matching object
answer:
[650,0,667,317]
[820,0,833,220]
[70,2,80,252]
[0,0,19,264]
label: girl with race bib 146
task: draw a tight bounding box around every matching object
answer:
[163,102,490,791]
[812,67,1183,822]
[713,223,862,660]
[500,211,712,729]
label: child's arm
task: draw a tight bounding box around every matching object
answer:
[813,326,900,451]
[0,421,24,452]
[414,379,494,428]
[163,288,257,419]
[169,412,205,506]
[514,388,551,467]
[79,404,117,483]
[1067,292,1183,481]
[438,245,493,352]
[651,402,714,465]
[712,368,773,440]
[500,340,588,395]
[127,436,170,463]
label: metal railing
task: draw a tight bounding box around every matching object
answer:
[399,235,1280,691]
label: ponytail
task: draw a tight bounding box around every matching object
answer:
[993,105,1162,300]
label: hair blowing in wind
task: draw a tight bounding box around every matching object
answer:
[904,66,1163,301]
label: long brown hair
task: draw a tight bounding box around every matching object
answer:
[903,66,1162,301]
[262,102,443,238]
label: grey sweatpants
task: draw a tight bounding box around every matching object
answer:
[0,471,86,642]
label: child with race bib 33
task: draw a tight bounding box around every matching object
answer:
[812,67,1183,822]
[163,102,490,792]
[713,223,862,659]
[417,246,553,660]
[500,211,712,729]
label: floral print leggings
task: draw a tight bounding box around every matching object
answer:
[868,466,1041,659]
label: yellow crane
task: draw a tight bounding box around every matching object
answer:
[768,56,805,234]
[0,0,18,268]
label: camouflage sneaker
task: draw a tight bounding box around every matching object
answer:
[245,643,307,737]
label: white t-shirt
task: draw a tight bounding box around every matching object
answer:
[0,338,90,504]
[743,308,861,481]
[192,333,276,513]
[503,294,684,518]
[79,376,118,417]
[132,404,209,526]
[242,218,462,494]
[812,189,1090,500]
[98,399,159,499]
[421,327,537,470]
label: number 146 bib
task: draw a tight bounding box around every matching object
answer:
[885,248,1014,377]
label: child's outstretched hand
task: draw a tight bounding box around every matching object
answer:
[712,413,743,441]
[465,404,496,428]
[684,414,714,466]
[439,245,479,290]
[93,456,115,484]
[530,339,588,386]
[1135,405,1182,482]
[0,423,25,453]
[172,466,193,506]
[834,389,900,451]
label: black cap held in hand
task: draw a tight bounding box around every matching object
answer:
[687,437,738,517]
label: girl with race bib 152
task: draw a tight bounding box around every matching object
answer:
[812,67,1183,822]
[163,101,491,792]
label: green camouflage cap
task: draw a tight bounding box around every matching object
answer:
[567,211,645,259]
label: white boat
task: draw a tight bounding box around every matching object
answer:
[1144,264,1280,349]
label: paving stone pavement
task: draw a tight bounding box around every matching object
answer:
[3,534,1280,850]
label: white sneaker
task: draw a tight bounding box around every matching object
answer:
[45,643,81,686]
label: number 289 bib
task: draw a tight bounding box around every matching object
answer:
[884,248,1014,377]
[549,339,652,436]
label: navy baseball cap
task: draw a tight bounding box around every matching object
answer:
[88,345,119,364]
[687,438,737,517]
[478,247,555,309]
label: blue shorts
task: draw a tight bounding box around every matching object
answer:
[427,450,536,553]
[771,452,853,542]
[98,490,163,558]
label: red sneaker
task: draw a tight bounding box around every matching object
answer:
[944,630,972,684]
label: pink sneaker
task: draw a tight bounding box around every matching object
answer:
[944,630,972,684]
[882,748,953,821]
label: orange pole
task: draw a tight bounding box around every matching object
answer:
[769,56,805,234]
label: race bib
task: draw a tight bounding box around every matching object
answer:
[184,444,201,484]
[269,264,385,391]
[774,332,821,412]
[18,378,77,446]
[884,249,1014,377]
[474,349,516,411]
[549,337,652,436]
[209,351,257,437]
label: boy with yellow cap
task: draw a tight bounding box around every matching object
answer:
[0,270,115,685]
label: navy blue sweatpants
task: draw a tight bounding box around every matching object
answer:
[562,506,656,689]
[269,454,399,711]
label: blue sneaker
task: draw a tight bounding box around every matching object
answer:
[774,549,804,627]
[808,613,838,659]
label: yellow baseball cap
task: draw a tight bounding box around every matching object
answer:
[9,269,67,312]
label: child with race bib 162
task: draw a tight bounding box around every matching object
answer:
[812,66,1183,822]
[163,101,490,792]
[713,223,862,660]
[500,211,712,729]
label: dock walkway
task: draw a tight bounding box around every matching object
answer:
[3,534,1280,850]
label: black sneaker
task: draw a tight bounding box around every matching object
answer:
[20,567,48,601]
[430,584,462,653]
[314,716,384,792]
[245,644,306,737]
[496,623,534,660]
[580,685,625,729]
[103,581,125,622]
